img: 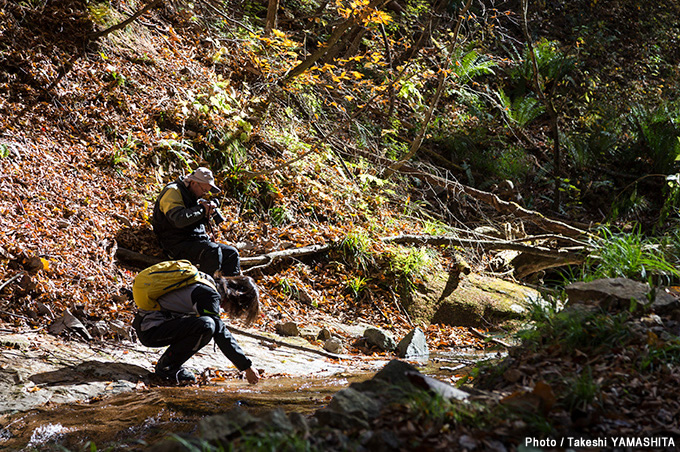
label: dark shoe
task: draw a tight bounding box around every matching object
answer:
[155,366,196,385]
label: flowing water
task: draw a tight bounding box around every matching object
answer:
[0,350,504,451]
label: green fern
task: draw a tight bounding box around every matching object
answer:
[451,49,496,85]
[497,88,544,127]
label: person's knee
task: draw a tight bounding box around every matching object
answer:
[194,316,217,338]
[219,245,240,276]
[197,244,222,276]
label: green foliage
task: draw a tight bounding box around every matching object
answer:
[397,78,425,112]
[337,232,375,272]
[422,220,455,235]
[517,307,632,353]
[276,277,300,300]
[108,70,126,87]
[345,275,368,300]
[562,366,601,412]
[639,338,680,372]
[404,388,475,425]
[609,184,652,223]
[111,133,140,169]
[449,49,496,87]
[496,88,544,128]
[563,120,620,171]
[624,103,680,174]
[221,169,283,219]
[659,174,680,227]
[510,39,576,89]
[156,138,196,171]
[581,225,680,285]
[0,143,9,158]
[385,245,438,293]
[87,2,111,25]
[269,205,292,226]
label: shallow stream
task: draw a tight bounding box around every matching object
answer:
[0,349,505,451]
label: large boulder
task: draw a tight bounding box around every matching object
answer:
[402,271,541,328]
[565,278,650,311]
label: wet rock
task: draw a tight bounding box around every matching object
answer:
[405,371,469,401]
[317,327,332,341]
[315,387,381,429]
[296,286,317,305]
[362,430,403,450]
[406,272,540,328]
[109,319,133,340]
[324,337,344,354]
[363,327,396,352]
[89,320,109,338]
[566,278,650,311]
[36,302,54,318]
[367,359,419,386]
[299,326,319,341]
[197,406,262,443]
[288,411,310,436]
[48,311,92,341]
[652,288,680,315]
[262,408,295,433]
[397,327,428,359]
[275,321,299,337]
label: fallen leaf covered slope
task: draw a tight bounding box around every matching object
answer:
[0,0,467,343]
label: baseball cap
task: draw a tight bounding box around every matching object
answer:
[185,167,221,193]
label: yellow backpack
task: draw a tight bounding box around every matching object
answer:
[132,260,217,311]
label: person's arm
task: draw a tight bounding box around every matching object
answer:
[158,186,206,228]
[192,285,259,383]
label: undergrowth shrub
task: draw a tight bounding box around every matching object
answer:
[383,245,440,298]
[517,307,633,353]
[337,232,376,273]
[579,225,680,285]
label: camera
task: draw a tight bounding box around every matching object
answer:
[211,207,226,225]
[201,199,227,226]
[209,201,226,225]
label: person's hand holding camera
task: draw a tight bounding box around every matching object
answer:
[199,199,214,218]
[199,199,226,225]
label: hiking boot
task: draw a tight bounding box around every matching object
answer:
[155,366,196,385]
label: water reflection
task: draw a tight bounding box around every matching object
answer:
[0,351,503,451]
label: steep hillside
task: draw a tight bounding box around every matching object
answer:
[1,0,679,343]
[0,0,449,342]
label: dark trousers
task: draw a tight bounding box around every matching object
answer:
[166,240,240,277]
[133,314,251,372]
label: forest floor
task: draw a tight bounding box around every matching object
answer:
[1,0,680,450]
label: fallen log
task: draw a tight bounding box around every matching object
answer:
[328,143,593,239]
[115,243,332,270]
[382,234,587,261]
[115,248,164,268]
[510,252,586,280]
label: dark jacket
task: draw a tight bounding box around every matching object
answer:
[137,282,253,372]
[153,177,209,249]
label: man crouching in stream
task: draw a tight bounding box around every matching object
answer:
[132,273,261,385]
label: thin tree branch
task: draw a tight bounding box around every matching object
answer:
[285,0,391,80]
[384,0,473,177]
[521,0,562,210]
[90,0,164,40]
[0,272,26,292]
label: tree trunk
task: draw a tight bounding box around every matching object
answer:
[265,0,279,36]
[285,0,390,80]
[521,0,562,210]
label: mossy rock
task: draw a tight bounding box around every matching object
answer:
[402,271,541,329]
